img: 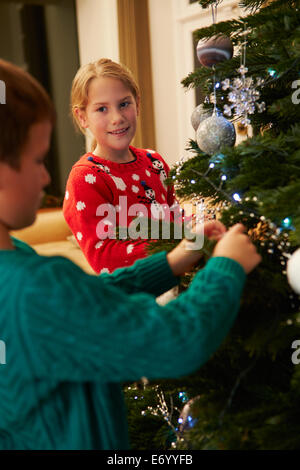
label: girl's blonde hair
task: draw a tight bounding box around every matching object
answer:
[71,58,140,151]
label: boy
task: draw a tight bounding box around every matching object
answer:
[0,59,261,450]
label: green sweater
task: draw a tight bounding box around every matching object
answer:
[0,238,245,450]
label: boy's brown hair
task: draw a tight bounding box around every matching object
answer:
[0,58,55,169]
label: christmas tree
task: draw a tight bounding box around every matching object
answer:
[124,0,300,450]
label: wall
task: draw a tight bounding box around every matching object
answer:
[75,0,119,66]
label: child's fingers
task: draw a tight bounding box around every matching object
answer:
[203,220,226,237]
[228,223,246,235]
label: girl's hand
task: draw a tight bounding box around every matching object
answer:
[202,220,227,240]
[166,220,226,276]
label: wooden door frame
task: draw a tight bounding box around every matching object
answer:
[117,0,156,150]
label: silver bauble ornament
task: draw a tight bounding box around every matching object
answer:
[196,114,236,155]
[191,104,213,131]
[287,248,300,294]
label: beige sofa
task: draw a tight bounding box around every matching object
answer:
[10,208,95,275]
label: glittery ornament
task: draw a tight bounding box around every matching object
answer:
[178,396,200,433]
[191,104,213,131]
[196,113,236,155]
[222,66,265,124]
[287,249,300,294]
[196,35,233,68]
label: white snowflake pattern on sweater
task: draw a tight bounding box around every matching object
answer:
[126,244,134,254]
[65,190,69,200]
[131,185,139,193]
[76,201,86,211]
[95,241,104,249]
[100,267,110,274]
[145,170,151,177]
[109,175,127,191]
[76,232,83,241]
[85,174,96,184]
[132,174,140,181]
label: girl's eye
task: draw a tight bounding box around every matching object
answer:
[97,106,107,112]
[120,101,130,108]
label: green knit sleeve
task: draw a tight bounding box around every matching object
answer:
[20,254,245,383]
[98,251,179,295]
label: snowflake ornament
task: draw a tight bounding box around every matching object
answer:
[222,66,266,125]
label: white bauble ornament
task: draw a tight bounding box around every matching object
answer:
[191,104,213,131]
[196,113,236,155]
[287,248,300,294]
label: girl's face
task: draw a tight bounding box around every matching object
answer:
[77,77,139,161]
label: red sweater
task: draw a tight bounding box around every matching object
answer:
[63,146,178,273]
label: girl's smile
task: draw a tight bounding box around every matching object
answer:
[108,126,130,136]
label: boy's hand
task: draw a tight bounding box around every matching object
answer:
[212,223,262,274]
[167,238,202,277]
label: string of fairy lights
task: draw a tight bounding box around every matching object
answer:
[126,383,196,448]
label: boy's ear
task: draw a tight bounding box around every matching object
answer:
[75,107,89,129]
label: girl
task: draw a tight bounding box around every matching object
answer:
[63,58,180,274]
